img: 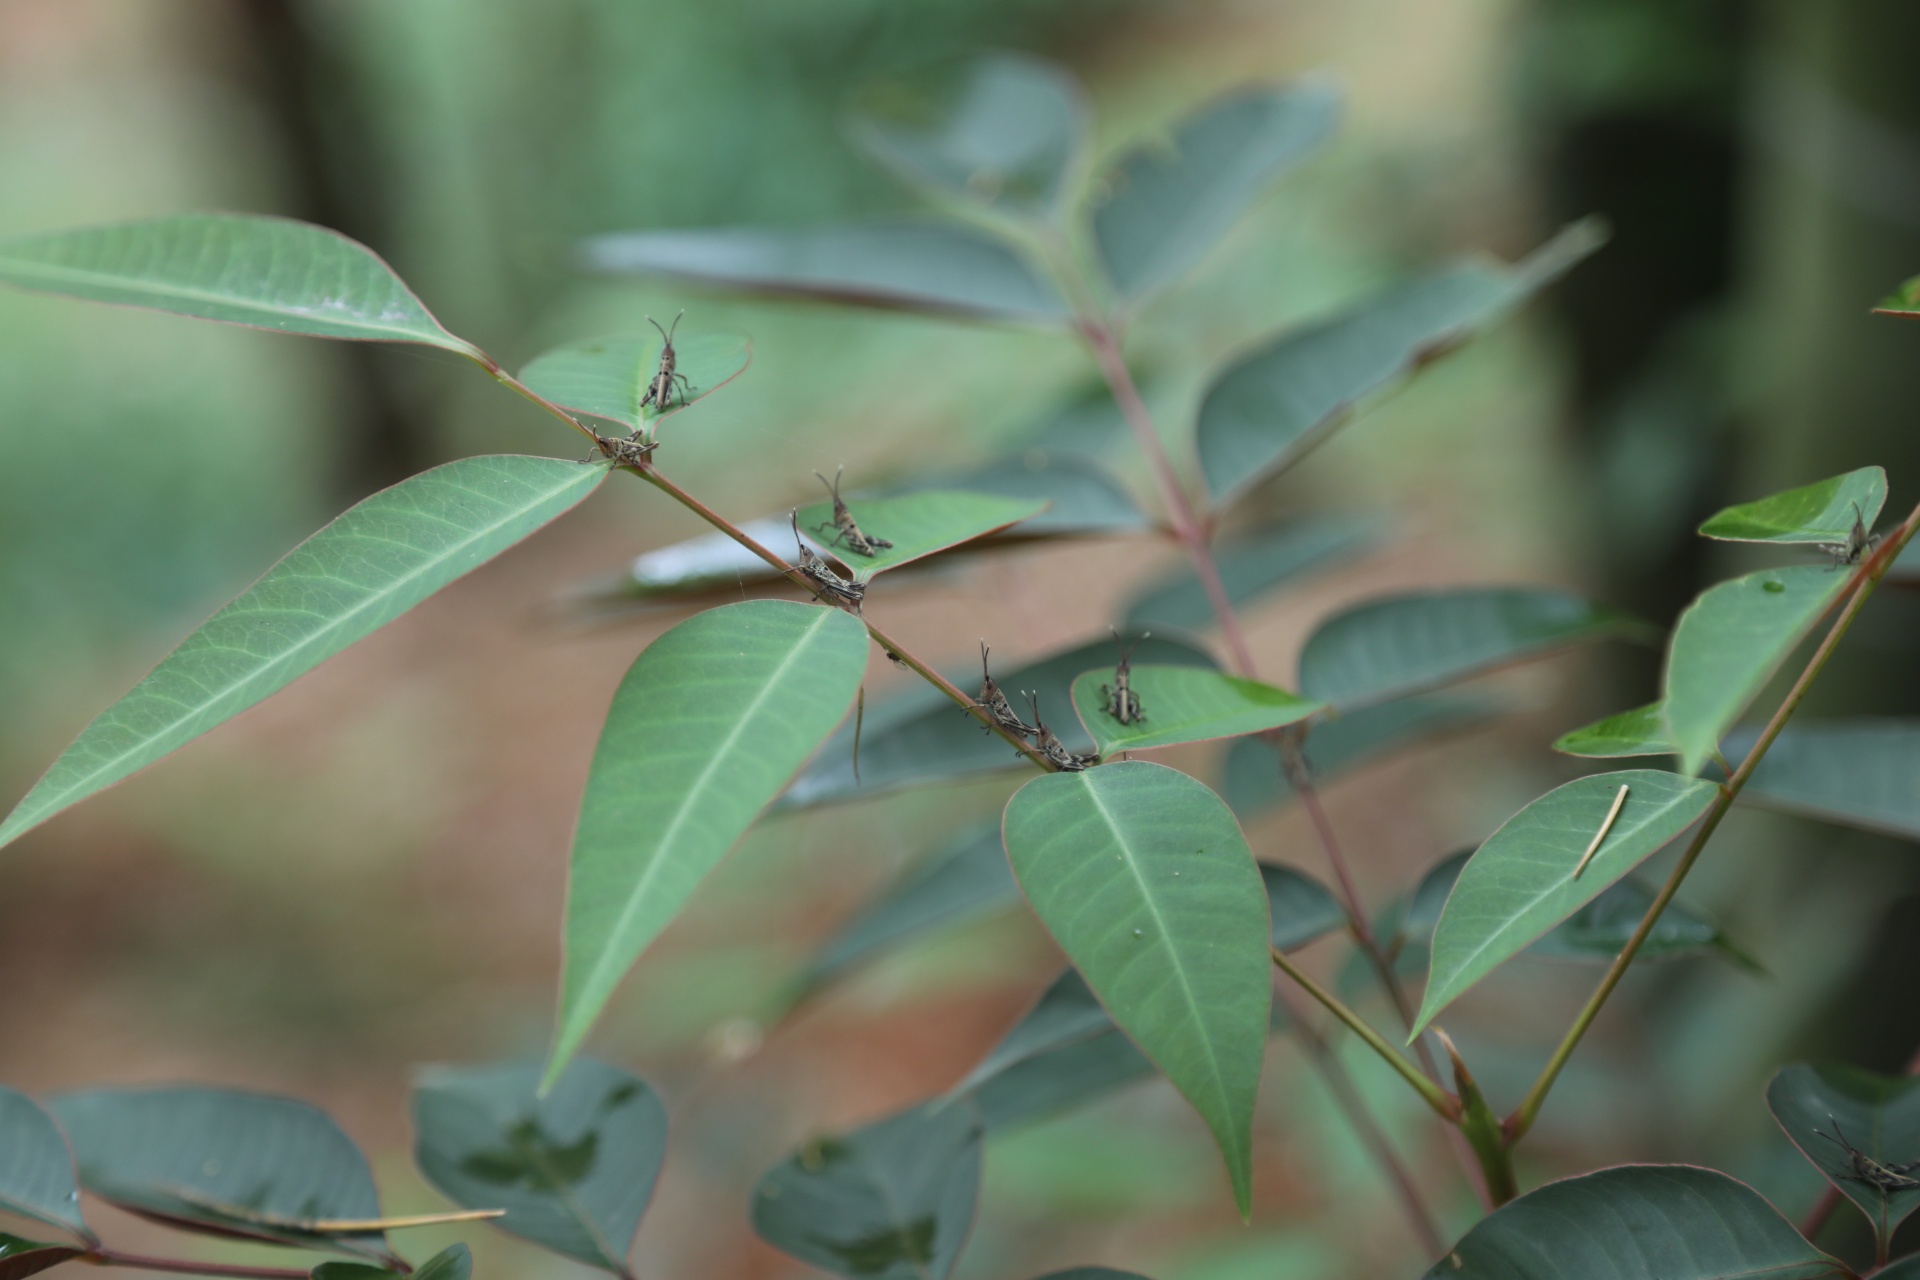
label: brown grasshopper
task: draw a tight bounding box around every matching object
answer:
[1026,692,1098,772]
[1819,503,1883,569]
[1815,1115,1920,1192]
[811,467,892,557]
[640,311,694,413]
[586,430,657,468]
[790,511,865,612]
[1101,629,1147,726]
[974,641,1036,738]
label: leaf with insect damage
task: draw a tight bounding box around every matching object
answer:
[580,221,1069,323]
[519,330,750,433]
[0,214,477,353]
[1068,665,1320,756]
[1003,761,1270,1215]
[1699,467,1887,546]
[0,456,606,853]
[0,1088,88,1241]
[1197,222,1603,505]
[1768,1063,1920,1253]
[795,490,1049,581]
[1122,513,1383,631]
[1411,770,1720,1036]
[1727,720,1920,842]
[553,602,868,1083]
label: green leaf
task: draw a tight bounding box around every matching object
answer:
[1197,221,1604,503]
[1093,81,1341,300]
[50,1087,390,1260]
[0,456,604,851]
[973,1030,1154,1133]
[1068,665,1319,756]
[1554,702,1673,758]
[1663,565,1848,777]
[949,969,1117,1099]
[1298,588,1639,710]
[802,825,1018,991]
[1412,769,1720,1035]
[412,1058,665,1276]
[796,490,1050,582]
[1874,274,1920,317]
[1261,863,1348,951]
[518,330,750,434]
[1223,695,1501,818]
[892,456,1147,536]
[1699,467,1888,545]
[552,600,869,1081]
[849,54,1085,216]
[1730,721,1920,841]
[580,222,1068,323]
[1423,1165,1846,1280]
[0,1088,87,1240]
[1122,514,1383,631]
[411,1246,471,1280]
[779,632,1215,810]
[1003,762,1271,1214]
[310,1266,395,1280]
[0,1235,83,1280]
[0,214,476,353]
[1768,1063,1920,1254]
[1872,1259,1920,1280]
[751,1104,982,1280]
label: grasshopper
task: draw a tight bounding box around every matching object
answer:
[1101,629,1147,726]
[812,466,892,557]
[640,310,694,413]
[1026,692,1098,772]
[974,641,1036,737]
[1815,1115,1920,1192]
[790,511,865,612]
[586,430,657,468]
[1819,502,1883,569]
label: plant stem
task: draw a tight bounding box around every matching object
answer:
[1798,1186,1842,1244]
[1271,945,1459,1121]
[1506,502,1920,1144]
[84,1251,318,1280]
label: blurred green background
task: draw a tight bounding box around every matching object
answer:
[3,1,1919,1277]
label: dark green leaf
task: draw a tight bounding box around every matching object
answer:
[580,222,1068,323]
[0,1235,83,1280]
[1412,770,1720,1034]
[1729,721,1920,841]
[751,1104,981,1280]
[779,632,1214,811]
[796,491,1050,581]
[1699,468,1887,546]
[950,969,1115,1099]
[1031,1271,1153,1280]
[553,601,869,1081]
[1423,1165,1845,1280]
[0,456,606,851]
[972,1030,1154,1132]
[518,330,750,434]
[1768,1063,1920,1253]
[50,1087,389,1259]
[310,1265,395,1280]
[411,1246,471,1280]
[1554,703,1672,758]
[1093,81,1341,300]
[1298,588,1639,710]
[1872,1259,1920,1280]
[0,1087,87,1240]
[412,1058,664,1276]
[1069,665,1320,756]
[1262,863,1347,951]
[803,825,1017,990]
[1003,762,1271,1214]
[849,54,1085,216]
[1664,566,1847,777]
[1123,514,1382,631]
[0,215,476,353]
[1197,222,1604,504]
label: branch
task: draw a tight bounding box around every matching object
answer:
[1271,945,1459,1121]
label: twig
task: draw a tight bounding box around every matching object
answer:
[1271,945,1458,1121]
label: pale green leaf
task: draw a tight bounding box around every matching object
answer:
[1068,665,1320,755]
[518,330,750,434]
[1699,467,1887,545]
[1553,702,1673,758]
[795,490,1049,581]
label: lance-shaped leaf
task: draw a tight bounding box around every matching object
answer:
[849,54,1086,216]
[0,214,477,353]
[1423,1164,1846,1280]
[1412,770,1720,1035]
[1197,222,1602,504]
[518,331,750,433]
[751,1104,982,1280]
[1123,513,1383,631]
[553,601,869,1080]
[1093,80,1342,301]
[1069,665,1320,756]
[802,825,1018,991]
[412,1058,666,1276]
[1728,721,1920,841]
[1298,587,1639,711]
[779,632,1215,810]
[0,1235,84,1280]
[1699,467,1888,545]
[1555,702,1673,758]
[1663,565,1848,777]
[0,1088,88,1241]
[795,491,1049,581]
[1768,1063,1920,1254]
[0,456,606,851]
[1003,762,1271,1214]
[1223,694,1502,818]
[580,222,1068,323]
[50,1087,389,1260]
